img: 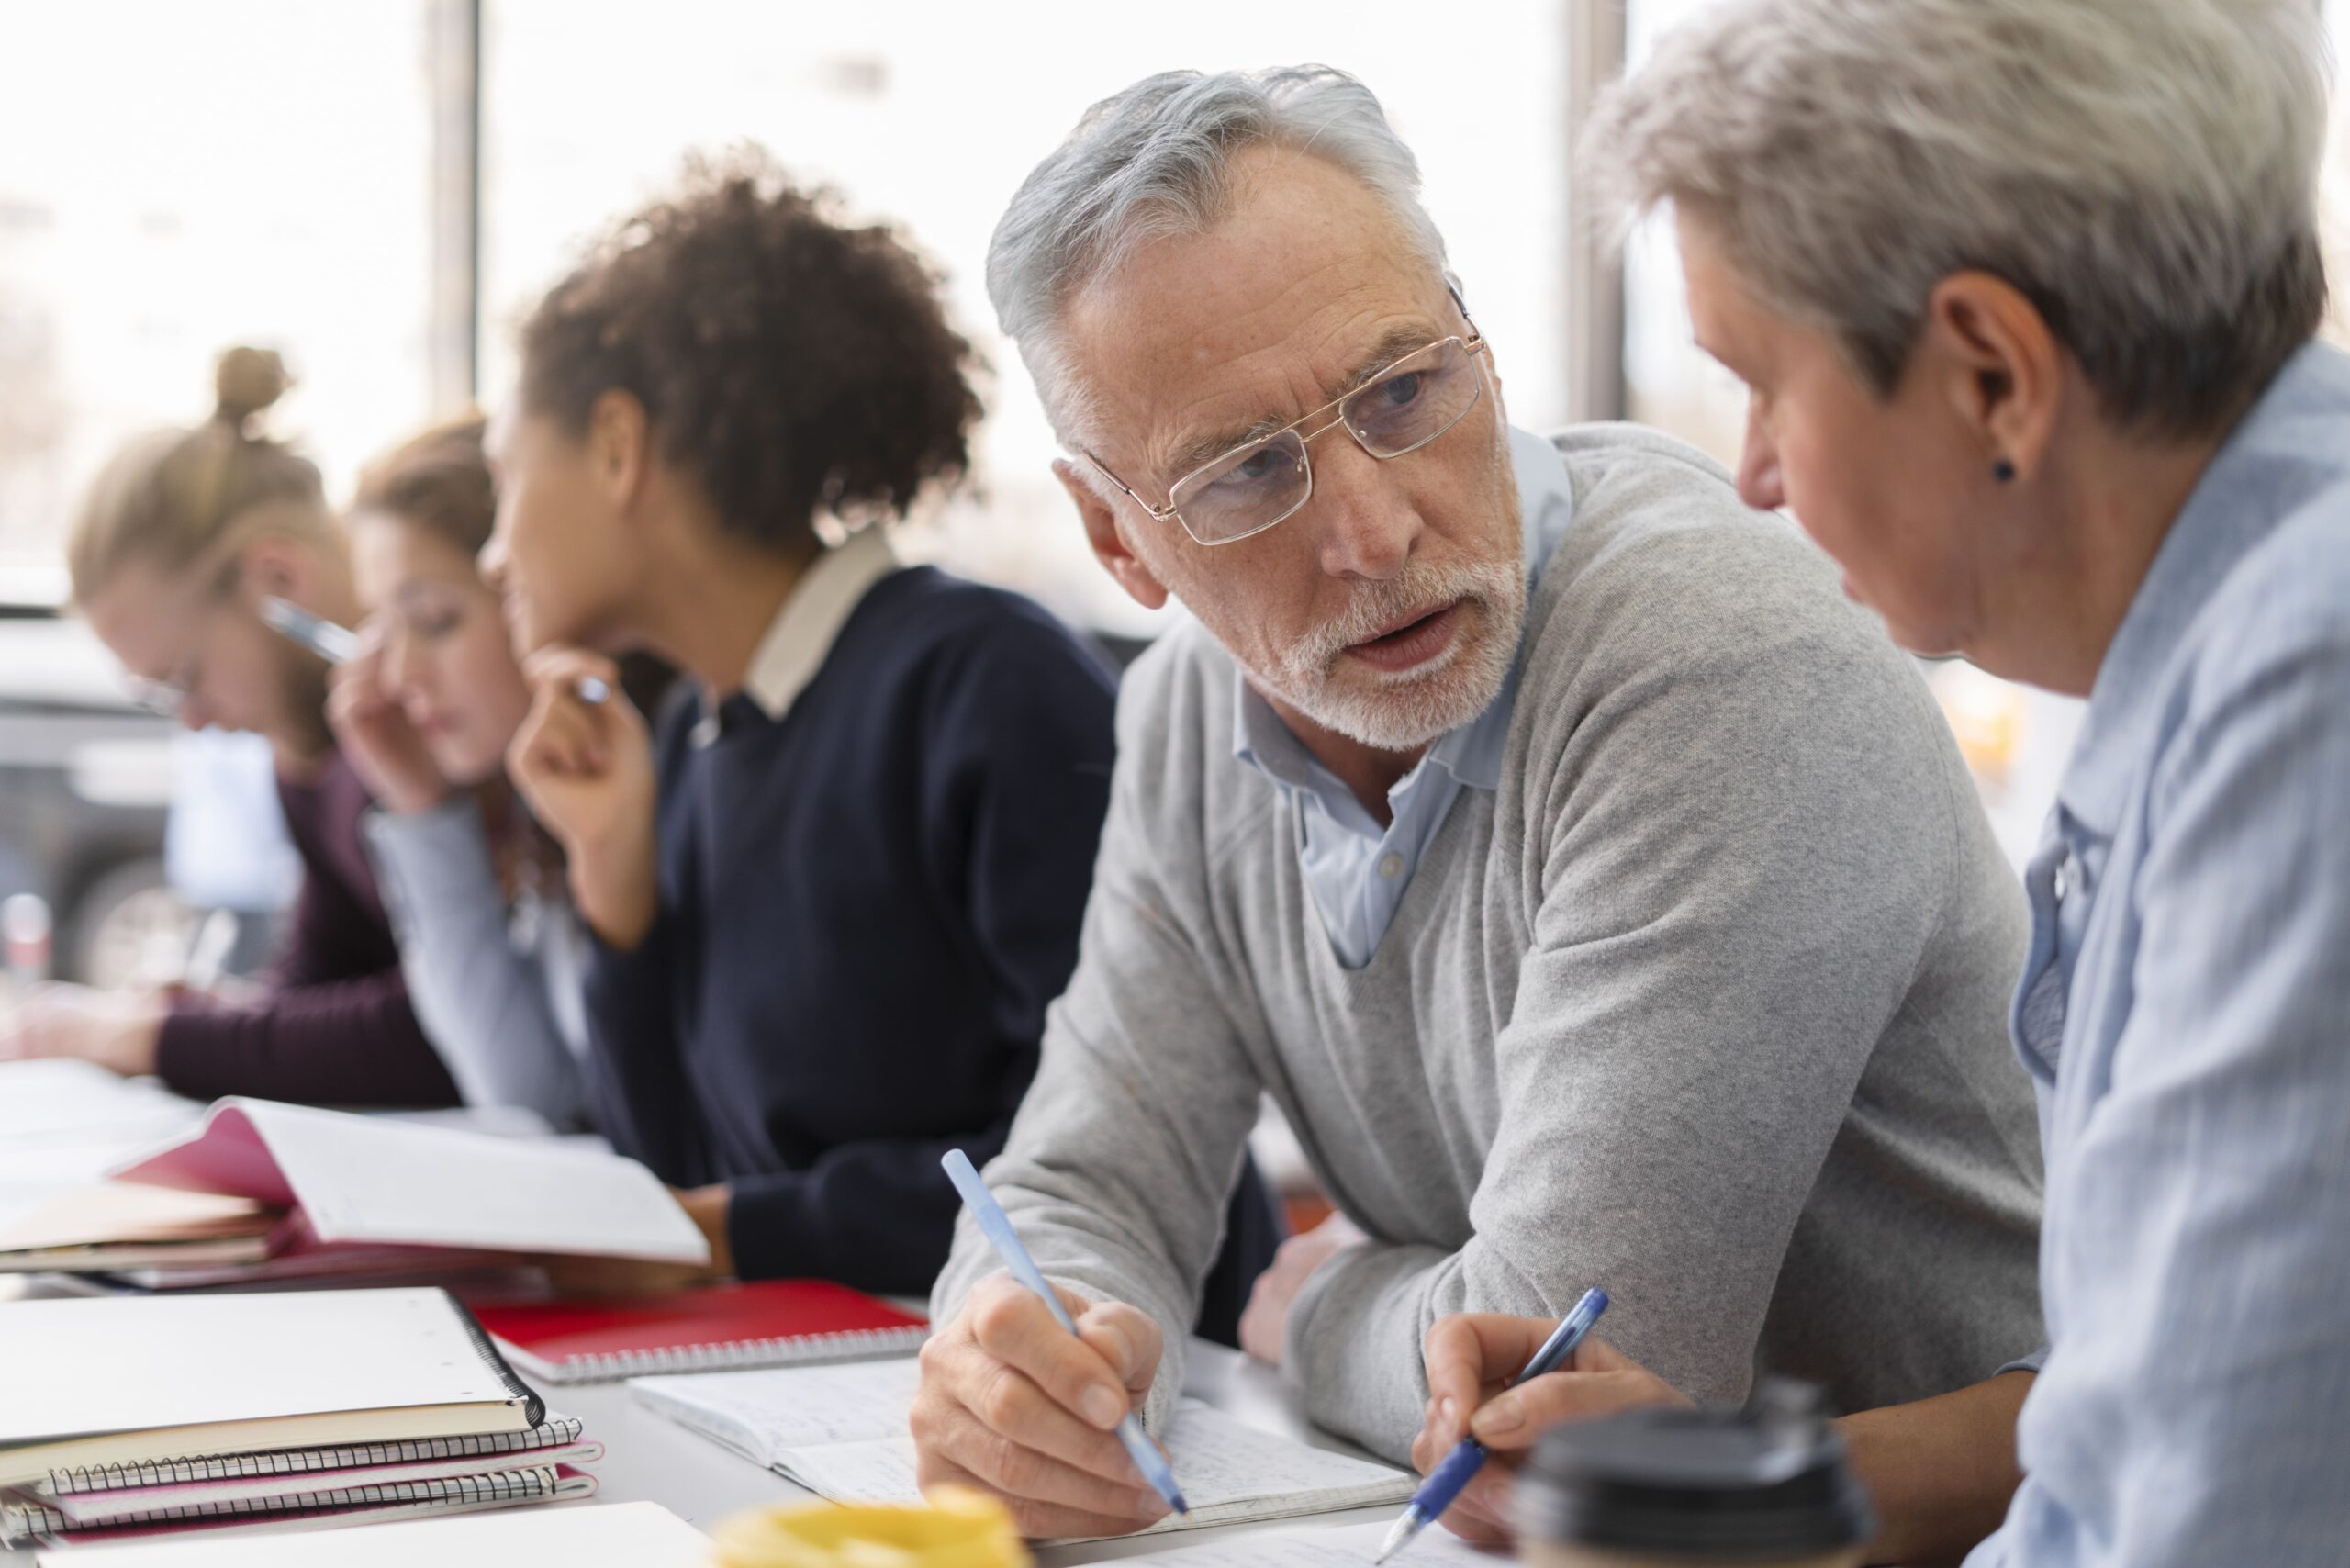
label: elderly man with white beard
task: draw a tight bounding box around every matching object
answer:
[911,65,2047,1541]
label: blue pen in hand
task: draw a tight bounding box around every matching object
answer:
[1375,1287,1610,1564]
[940,1149,1189,1518]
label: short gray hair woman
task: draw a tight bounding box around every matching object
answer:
[1456,4,2347,1566]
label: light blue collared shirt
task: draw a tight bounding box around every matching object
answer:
[1233,425,1574,968]
[1968,342,2350,1568]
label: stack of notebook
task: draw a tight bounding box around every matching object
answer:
[0,1097,710,1288]
[0,1288,602,1551]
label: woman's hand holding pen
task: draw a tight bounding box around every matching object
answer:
[1411,1315,1690,1544]
[508,647,658,951]
[325,624,450,816]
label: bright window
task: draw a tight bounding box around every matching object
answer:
[0,1,437,570]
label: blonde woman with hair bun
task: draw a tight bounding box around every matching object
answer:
[0,349,460,1111]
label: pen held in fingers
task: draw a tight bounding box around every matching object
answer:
[259,596,359,664]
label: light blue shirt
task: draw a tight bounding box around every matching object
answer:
[1233,425,1574,968]
[1968,342,2350,1568]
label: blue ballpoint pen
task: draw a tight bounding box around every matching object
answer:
[1374,1287,1610,1564]
[940,1149,1190,1518]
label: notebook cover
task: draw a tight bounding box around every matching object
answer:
[51,1440,604,1525]
[37,1417,588,1497]
[7,1464,595,1548]
[476,1280,927,1382]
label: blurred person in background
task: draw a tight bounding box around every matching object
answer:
[481,152,1281,1314]
[330,416,622,1131]
[1419,4,2350,1565]
[0,349,457,1108]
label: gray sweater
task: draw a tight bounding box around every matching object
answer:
[932,425,2045,1462]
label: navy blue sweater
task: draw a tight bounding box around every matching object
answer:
[583,566,1280,1310]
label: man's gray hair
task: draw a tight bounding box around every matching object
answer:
[1583,0,2334,437]
[989,65,1449,444]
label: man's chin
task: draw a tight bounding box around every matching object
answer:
[1305,633,1511,752]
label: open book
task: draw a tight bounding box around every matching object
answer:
[97,1097,708,1275]
[630,1359,1416,1540]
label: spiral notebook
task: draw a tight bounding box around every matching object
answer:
[0,1466,597,1551]
[0,1288,544,1488]
[35,1420,598,1522]
[474,1279,928,1384]
[0,1464,596,1550]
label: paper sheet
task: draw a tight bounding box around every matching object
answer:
[631,1359,923,1460]
[632,1360,1413,1538]
[769,1401,1413,1530]
[0,1061,202,1147]
[1121,1518,1503,1564]
[114,1099,708,1263]
[41,1498,710,1566]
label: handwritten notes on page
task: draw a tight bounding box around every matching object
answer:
[630,1359,1415,1541]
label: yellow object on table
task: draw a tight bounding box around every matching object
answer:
[709,1486,1031,1568]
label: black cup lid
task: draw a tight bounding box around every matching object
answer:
[1519,1384,1875,1558]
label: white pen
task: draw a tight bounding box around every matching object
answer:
[262,595,607,703]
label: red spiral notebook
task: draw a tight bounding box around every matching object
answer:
[473,1281,929,1385]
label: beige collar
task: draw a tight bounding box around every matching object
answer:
[736,525,900,722]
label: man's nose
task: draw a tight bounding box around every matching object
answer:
[1310,438,1422,581]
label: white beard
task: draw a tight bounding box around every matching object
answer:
[1252,552,1528,753]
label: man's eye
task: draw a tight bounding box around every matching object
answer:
[1369,370,1425,410]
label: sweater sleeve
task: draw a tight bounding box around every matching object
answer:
[1281,528,1975,1460]
[154,970,457,1106]
[727,615,1119,1294]
[154,781,458,1108]
[363,800,587,1128]
[928,639,1267,1435]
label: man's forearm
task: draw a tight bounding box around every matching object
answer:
[1839,1371,2032,1567]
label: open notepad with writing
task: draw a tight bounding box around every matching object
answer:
[630,1359,1416,1540]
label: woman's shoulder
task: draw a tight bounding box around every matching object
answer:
[850,565,1113,679]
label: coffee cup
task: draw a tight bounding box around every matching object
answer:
[1517,1382,1873,1567]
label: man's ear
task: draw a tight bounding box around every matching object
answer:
[587,387,653,512]
[1055,457,1169,611]
[1920,271,2064,483]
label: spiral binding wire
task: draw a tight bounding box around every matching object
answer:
[534,1323,928,1383]
[3,1466,567,1544]
[38,1417,586,1496]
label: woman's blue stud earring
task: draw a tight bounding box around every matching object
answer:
[1992,459,2017,483]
